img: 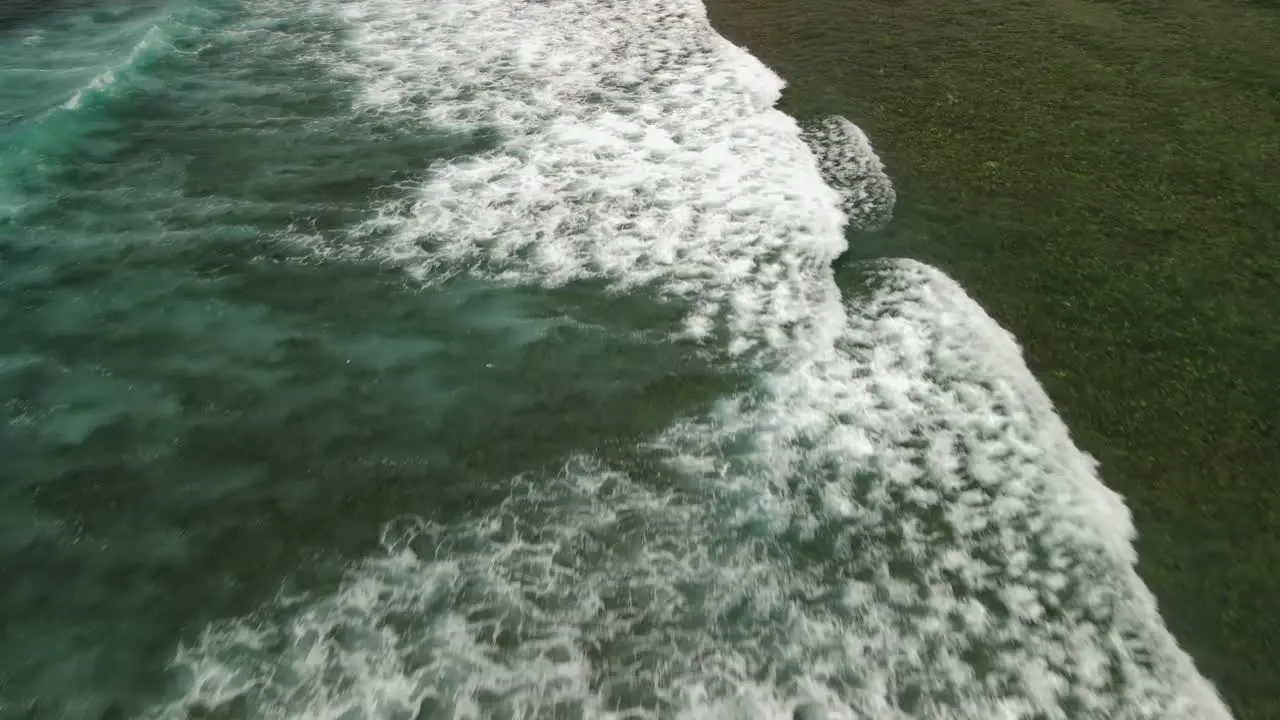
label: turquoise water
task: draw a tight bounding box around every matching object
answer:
[0,1,1236,718]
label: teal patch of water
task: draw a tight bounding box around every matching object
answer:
[1,2,731,716]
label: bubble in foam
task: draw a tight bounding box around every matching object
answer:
[801,116,896,232]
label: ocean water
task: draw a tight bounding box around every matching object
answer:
[0,0,1237,718]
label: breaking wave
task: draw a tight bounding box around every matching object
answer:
[141,0,1232,717]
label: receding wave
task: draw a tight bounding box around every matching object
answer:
[141,0,1233,717]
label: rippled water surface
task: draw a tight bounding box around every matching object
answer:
[0,0,1235,718]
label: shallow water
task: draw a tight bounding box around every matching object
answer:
[0,0,1236,718]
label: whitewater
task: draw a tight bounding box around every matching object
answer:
[0,0,1235,717]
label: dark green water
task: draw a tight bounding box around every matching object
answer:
[701,1,1280,717]
[0,0,1246,718]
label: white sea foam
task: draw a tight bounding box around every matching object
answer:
[678,260,1230,718]
[332,0,846,357]
[147,283,1232,716]
[142,0,1234,717]
[801,116,896,232]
